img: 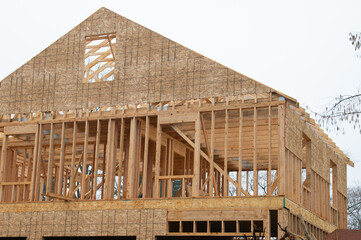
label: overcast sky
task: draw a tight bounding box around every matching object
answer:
[1,0,360,187]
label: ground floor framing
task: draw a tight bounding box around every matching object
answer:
[0,197,335,240]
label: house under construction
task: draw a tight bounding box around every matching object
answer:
[0,7,353,240]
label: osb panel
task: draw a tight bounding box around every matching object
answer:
[285,199,337,233]
[0,196,284,214]
[0,208,166,240]
[0,7,273,115]
[285,106,348,196]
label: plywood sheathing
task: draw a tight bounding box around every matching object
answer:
[0,6,352,239]
[285,104,349,196]
[0,7,293,115]
[0,208,166,240]
[0,197,336,239]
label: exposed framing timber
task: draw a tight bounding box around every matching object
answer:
[45,123,55,200]
[80,121,89,199]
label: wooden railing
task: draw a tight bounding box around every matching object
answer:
[0,181,31,202]
[330,206,338,226]
[157,175,194,198]
[302,185,311,210]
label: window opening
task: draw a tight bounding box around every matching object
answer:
[239,220,251,233]
[302,134,311,187]
[253,220,264,232]
[168,221,180,233]
[224,221,237,232]
[84,33,116,83]
[182,221,194,232]
[196,221,207,232]
[330,161,337,206]
[210,221,222,233]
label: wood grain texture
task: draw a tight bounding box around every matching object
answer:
[0,7,274,115]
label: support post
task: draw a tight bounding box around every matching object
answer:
[117,118,124,199]
[237,108,243,196]
[224,109,229,196]
[46,123,55,199]
[69,122,77,197]
[35,124,43,201]
[193,111,201,197]
[167,140,173,198]
[253,107,258,196]
[278,104,286,196]
[92,120,101,200]
[267,106,272,195]
[0,135,8,201]
[29,125,40,201]
[56,122,66,195]
[126,117,137,199]
[154,117,162,198]
[105,119,118,200]
[209,110,215,196]
[80,120,89,199]
[142,116,150,198]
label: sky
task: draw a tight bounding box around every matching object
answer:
[0,0,360,187]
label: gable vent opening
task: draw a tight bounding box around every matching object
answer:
[84,33,116,83]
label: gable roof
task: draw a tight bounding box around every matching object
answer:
[0,7,295,115]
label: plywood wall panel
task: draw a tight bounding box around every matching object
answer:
[0,7,273,115]
[285,105,348,197]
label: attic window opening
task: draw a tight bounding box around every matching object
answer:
[84,33,116,83]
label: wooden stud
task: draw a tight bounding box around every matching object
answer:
[167,140,173,198]
[0,135,8,201]
[193,112,201,197]
[69,122,77,197]
[126,117,137,199]
[105,119,118,200]
[278,104,286,196]
[154,117,162,198]
[267,106,272,196]
[80,120,89,199]
[29,125,39,201]
[253,107,258,196]
[56,122,66,195]
[117,118,124,199]
[46,123,55,199]
[237,108,243,196]
[209,110,215,196]
[142,116,150,198]
[34,124,43,201]
[133,120,141,197]
[224,109,229,197]
[92,120,101,200]
[161,141,167,198]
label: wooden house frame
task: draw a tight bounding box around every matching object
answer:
[0,7,353,240]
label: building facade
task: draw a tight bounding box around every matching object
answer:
[0,7,353,240]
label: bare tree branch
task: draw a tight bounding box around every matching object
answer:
[348,186,361,229]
